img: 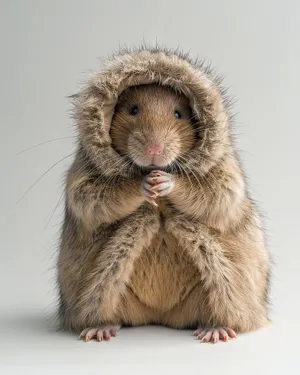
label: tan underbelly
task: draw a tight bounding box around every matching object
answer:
[127,230,201,312]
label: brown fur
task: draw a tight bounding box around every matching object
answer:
[111,83,195,167]
[57,46,271,334]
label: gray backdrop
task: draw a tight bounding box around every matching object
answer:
[1,0,299,373]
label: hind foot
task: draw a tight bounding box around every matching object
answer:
[79,325,121,342]
[193,327,236,344]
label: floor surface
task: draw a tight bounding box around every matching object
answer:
[1,304,298,374]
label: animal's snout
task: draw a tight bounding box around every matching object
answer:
[146,144,163,156]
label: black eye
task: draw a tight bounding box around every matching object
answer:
[128,105,139,116]
[174,110,182,119]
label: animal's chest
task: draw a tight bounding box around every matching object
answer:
[128,227,201,311]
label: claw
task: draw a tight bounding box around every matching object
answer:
[194,327,236,343]
[79,325,120,343]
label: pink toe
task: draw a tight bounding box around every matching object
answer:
[103,330,111,341]
[97,331,103,342]
[212,330,220,344]
[225,328,237,338]
[79,327,90,339]
[110,329,117,337]
[86,328,98,341]
[219,329,229,342]
[197,330,207,340]
[202,330,213,343]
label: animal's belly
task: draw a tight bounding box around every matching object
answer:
[127,231,201,311]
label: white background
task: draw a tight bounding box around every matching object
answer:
[1,0,299,373]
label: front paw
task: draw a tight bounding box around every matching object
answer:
[142,170,175,204]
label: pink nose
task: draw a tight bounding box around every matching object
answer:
[146,145,163,156]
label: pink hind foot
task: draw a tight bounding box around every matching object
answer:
[193,327,237,344]
[80,325,121,342]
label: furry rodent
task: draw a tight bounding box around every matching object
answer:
[57,47,271,343]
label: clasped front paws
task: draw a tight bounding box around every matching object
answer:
[142,170,174,206]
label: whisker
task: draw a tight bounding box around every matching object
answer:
[45,190,65,229]
[17,152,76,203]
[175,159,192,190]
[16,136,76,155]
[177,155,206,192]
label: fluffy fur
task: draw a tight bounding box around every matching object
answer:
[57,46,271,335]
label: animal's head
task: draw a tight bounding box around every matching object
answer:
[72,48,232,178]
